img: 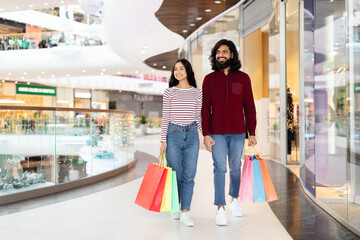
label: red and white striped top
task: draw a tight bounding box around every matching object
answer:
[160,87,203,142]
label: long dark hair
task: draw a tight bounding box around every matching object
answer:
[209,39,242,72]
[169,59,197,88]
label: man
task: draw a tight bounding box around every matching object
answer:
[202,39,257,226]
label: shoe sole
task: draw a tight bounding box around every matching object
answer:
[216,222,227,226]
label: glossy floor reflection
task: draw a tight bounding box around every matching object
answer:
[267,160,360,239]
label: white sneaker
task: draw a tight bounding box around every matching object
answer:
[215,208,227,226]
[229,199,243,217]
[180,212,194,227]
[171,212,180,220]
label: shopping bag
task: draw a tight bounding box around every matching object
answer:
[170,170,180,213]
[239,155,254,203]
[258,155,279,202]
[160,154,173,212]
[135,156,168,212]
[252,155,267,203]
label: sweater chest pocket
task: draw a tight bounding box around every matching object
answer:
[232,82,243,95]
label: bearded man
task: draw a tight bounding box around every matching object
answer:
[201,39,257,226]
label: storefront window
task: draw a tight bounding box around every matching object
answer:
[269,0,281,162]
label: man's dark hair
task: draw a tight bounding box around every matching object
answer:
[169,59,197,88]
[209,39,242,72]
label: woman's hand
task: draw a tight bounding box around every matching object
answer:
[160,142,167,154]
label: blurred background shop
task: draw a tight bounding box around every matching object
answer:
[0,0,359,237]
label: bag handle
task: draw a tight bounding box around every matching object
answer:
[251,146,262,160]
[156,152,168,167]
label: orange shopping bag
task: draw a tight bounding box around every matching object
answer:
[255,148,278,202]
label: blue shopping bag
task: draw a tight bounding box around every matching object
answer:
[252,155,267,203]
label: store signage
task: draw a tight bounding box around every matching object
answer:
[133,94,153,102]
[75,92,92,99]
[16,84,56,96]
[355,83,360,93]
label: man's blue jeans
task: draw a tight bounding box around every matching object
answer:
[166,122,199,211]
[211,133,245,206]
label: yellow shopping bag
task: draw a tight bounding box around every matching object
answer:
[160,153,172,212]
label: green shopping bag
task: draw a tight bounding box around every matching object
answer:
[170,170,180,213]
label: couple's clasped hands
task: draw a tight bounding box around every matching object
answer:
[203,135,257,152]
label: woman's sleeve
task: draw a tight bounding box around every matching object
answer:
[160,88,171,142]
[196,90,203,134]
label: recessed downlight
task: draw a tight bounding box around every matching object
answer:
[205,9,212,13]
[196,17,202,20]
[182,30,188,33]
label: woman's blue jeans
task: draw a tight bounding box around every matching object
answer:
[166,122,199,211]
[211,133,245,206]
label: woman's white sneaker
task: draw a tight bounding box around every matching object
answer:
[171,212,180,220]
[180,212,194,227]
[215,208,227,226]
[229,199,243,217]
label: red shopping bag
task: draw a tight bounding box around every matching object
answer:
[135,162,168,212]
[239,155,254,203]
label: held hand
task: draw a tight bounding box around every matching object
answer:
[248,135,257,146]
[204,136,215,152]
[160,142,167,154]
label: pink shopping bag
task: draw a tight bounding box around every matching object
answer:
[239,155,254,203]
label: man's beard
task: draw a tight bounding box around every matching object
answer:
[216,58,231,69]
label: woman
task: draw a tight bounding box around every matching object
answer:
[160,59,202,227]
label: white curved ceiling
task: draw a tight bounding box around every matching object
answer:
[0,0,184,84]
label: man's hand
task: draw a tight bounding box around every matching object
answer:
[160,142,167,154]
[248,135,257,146]
[204,135,215,152]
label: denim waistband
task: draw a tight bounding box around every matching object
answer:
[168,121,196,131]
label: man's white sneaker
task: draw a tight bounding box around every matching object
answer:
[229,199,243,217]
[171,212,180,220]
[180,212,194,227]
[215,208,227,226]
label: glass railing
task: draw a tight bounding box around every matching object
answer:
[0,105,135,196]
[0,30,105,51]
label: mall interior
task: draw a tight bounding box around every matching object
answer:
[0,0,359,239]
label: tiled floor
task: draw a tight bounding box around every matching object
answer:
[0,135,359,240]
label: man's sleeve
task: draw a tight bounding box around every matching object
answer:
[243,74,257,136]
[201,76,211,136]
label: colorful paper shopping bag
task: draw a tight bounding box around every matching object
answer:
[239,155,254,203]
[258,156,279,202]
[135,163,168,212]
[160,166,172,212]
[252,156,267,203]
[170,170,180,213]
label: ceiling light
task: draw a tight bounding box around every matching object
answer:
[67,74,70,77]
[190,23,195,27]
[102,69,106,72]
[38,76,41,78]
[71,85,74,88]
[182,30,188,33]
[82,69,86,73]
[44,3,48,6]
[78,0,103,14]
[0,9,4,11]
[15,6,19,9]
[8,73,11,75]
[15,81,17,84]
[162,66,166,69]
[41,71,45,74]
[117,71,121,74]
[153,63,157,66]
[196,17,202,21]
[21,77,24,80]
[100,72,104,75]
[27,82,30,85]
[61,0,65,3]
[135,70,138,73]
[214,0,221,3]
[141,50,146,53]
[143,45,148,49]
[1,80,5,83]
[205,9,212,13]
[30,4,34,7]
[51,75,55,78]
[151,70,154,73]
[23,72,27,75]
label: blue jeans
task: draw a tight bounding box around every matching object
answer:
[211,133,245,206]
[166,122,199,211]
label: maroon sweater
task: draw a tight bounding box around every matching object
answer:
[201,70,256,136]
